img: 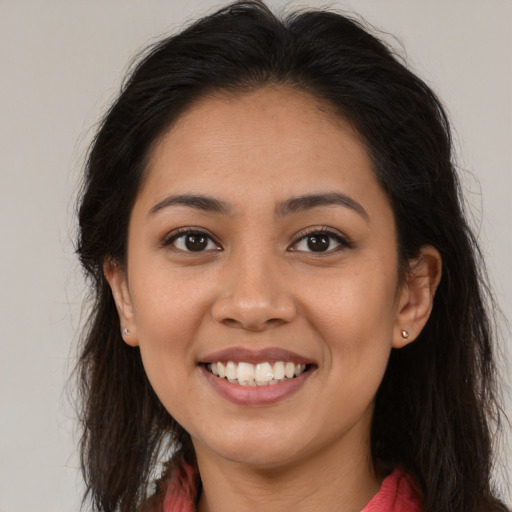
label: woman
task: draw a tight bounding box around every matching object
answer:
[76,1,509,511]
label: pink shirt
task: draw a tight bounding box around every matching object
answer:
[160,462,422,512]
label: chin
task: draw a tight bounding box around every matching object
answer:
[193,425,310,468]
[219,445,303,469]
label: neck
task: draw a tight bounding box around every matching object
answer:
[194,425,383,512]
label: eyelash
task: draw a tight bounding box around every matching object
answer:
[161,226,353,254]
[291,227,354,254]
[162,227,221,252]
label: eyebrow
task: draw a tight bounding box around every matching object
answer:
[149,194,232,216]
[149,191,367,220]
[276,192,368,220]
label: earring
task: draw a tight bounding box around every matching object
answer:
[401,329,409,339]
[121,327,131,336]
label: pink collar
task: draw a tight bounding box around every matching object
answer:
[163,463,422,512]
[362,468,422,512]
[162,461,198,512]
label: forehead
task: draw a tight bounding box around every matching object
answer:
[138,86,391,221]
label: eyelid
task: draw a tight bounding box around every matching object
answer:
[288,226,353,252]
[160,225,352,253]
[161,226,222,251]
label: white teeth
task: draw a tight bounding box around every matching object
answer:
[207,360,309,386]
[237,362,255,382]
[226,361,237,380]
[273,361,285,380]
[294,363,305,377]
[285,362,295,379]
[255,362,273,382]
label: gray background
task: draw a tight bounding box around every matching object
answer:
[0,1,510,510]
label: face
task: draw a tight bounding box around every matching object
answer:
[108,87,429,471]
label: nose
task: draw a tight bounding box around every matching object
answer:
[211,249,297,332]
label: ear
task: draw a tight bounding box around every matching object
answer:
[104,259,139,347]
[393,245,442,349]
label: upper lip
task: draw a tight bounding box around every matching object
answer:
[198,346,316,365]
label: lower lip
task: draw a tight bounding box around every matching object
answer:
[200,366,314,406]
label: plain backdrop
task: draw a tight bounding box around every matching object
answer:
[0,1,510,510]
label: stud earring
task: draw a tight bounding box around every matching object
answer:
[121,327,131,336]
[401,329,409,339]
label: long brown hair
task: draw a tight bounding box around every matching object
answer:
[76,2,509,510]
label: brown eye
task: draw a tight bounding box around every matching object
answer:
[166,229,221,252]
[290,229,351,253]
[306,234,330,252]
[184,234,209,251]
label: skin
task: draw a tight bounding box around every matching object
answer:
[106,86,441,512]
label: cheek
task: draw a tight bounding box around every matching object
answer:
[131,258,213,337]
[307,262,397,328]
[128,268,214,398]
[303,263,397,372]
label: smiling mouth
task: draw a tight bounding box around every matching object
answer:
[205,361,312,387]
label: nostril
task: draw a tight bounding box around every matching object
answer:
[220,316,287,331]
[222,318,242,329]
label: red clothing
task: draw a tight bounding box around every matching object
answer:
[363,469,422,512]
[159,462,422,512]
